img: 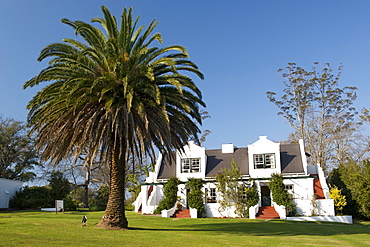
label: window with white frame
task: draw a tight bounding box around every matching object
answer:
[205,188,217,203]
[285,184,295,198]
[181,158,201,173]
[253,154,275,169]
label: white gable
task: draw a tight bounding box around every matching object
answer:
[248,136,281,178]
[176,141,206,181]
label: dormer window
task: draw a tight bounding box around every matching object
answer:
[181,158,201,173]
[254,154,275,169]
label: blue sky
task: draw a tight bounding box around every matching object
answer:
[1,0,370,149]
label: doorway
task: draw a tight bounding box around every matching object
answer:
[261,186,271,207]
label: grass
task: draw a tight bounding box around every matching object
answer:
[0,210,369,247]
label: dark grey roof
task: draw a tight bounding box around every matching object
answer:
[156,143,305,179]
[280,143,305,173]
[157,153,176,179]
[205,148,249,177]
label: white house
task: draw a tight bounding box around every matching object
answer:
[134,136,335,219]
[0,178,23,209]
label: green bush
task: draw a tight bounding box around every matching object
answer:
[153,177,180,214]
[186,178,204,216]
[89,184,109,211]
[9,186,53,209]
[269,173,296,216]
[63,197,79,210]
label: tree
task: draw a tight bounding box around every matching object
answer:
[48,171,71,200]
[89,184,109,211]
[24,6,205,229]
[328,168,359,217]
[336,160,370,219]
[267,62,358,170]
[0,116,39,181]
[215,159,254,218]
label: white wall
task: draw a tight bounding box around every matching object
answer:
[176,141,206,181]
[294,199,335,216]
[139,184,164,214]
[248,136,281,178]
[0,178,23,208]
[283,177,314,200]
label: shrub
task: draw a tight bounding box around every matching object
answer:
[9,186,53,209]
[89,184,109,211]
[269,173,296,216]
[329,185,347,215]
[186,178,205,216]
[153,177,180,214]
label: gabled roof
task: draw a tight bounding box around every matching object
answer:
[280,143,305,174]
[205,148,249,177]
[157,152,176,179]
[157,143,305,180]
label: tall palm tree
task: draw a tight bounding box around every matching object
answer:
[24,6,205,229]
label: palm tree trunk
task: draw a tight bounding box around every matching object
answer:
[97,144,128,229]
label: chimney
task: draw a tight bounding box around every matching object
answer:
[222,144,234,154]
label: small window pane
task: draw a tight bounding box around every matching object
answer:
[254,154,275,169]
[206,188,217,203]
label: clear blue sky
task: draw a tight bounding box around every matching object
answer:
[1,0,370,149]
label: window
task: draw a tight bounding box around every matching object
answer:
[205,188,217,203]
[181,158,201,173]
[285,184,294,198]
[253,154,275,169]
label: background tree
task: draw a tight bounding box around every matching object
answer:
[89,184,109,211]
[332,160,370,219]
[24,6,205,229]
[328,167,359,217]
[9,171,77,210]
[47,171,71,201]
[267,62,358,170]
[0,116,39,181]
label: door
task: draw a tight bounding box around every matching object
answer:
[261,186,271,206]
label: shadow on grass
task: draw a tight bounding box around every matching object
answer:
[129,219,370,237]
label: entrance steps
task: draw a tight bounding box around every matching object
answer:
[256,206,280,219]
[171,209,191,218]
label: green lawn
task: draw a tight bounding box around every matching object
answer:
[0,210,369,247]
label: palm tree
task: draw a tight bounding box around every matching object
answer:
[24,6,205,229]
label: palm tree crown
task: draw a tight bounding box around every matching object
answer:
[24,6,205,229]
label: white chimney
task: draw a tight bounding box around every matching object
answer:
[222,143,234,153]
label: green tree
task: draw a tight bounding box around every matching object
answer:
[215,159,254,218]
[24,6,204,229]
[90,184,109,211]
[336,160,370,219]
[0,116,39,181]
[328,168,359,216]
[48,171,71,200]
[267,63,358,170]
